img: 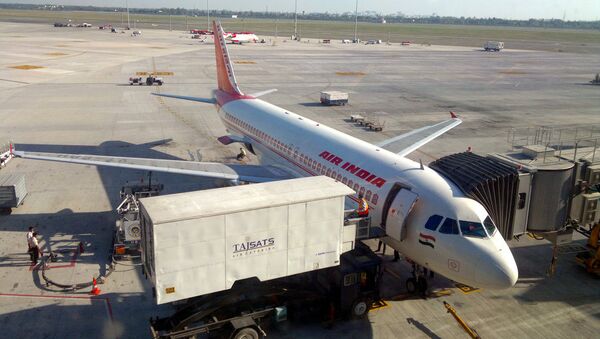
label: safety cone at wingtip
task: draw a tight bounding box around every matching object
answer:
[91,277,101,295]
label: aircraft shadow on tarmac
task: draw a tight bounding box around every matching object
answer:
[0,140,219,276]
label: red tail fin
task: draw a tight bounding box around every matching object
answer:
[213,21,243,95]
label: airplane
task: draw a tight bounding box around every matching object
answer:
[13,21,518,292]
[224,31,259,44]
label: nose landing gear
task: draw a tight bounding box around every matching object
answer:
[406,263,433,297]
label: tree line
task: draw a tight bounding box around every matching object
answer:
[2,3,599,30]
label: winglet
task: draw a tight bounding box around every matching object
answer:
[450,111,457,119]
[213,21,243,95]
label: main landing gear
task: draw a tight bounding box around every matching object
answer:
[406,262,434,297]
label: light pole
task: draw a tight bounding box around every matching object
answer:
[169,9,172,31]
[207,0,210,30]
[293,0,298,39]
[354,0,358,42]
[126,0,130,29]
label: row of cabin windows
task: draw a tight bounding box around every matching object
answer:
[226,113,379,205]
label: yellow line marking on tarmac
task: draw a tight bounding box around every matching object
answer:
[10,65,44,70]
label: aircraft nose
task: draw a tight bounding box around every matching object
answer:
[474,250,518,289]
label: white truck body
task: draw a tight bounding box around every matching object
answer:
[139,176,355,304]
[484,41,504,51]
[320,91,349,106]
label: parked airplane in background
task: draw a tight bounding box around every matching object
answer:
[14,21,518,292]
[224,31,259,44]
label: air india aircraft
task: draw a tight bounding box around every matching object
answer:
[14,21,518,292]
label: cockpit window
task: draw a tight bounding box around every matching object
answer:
[483,216,497,236]
[459,221,487,238]
[424,215,443,231]
[439,218,459,234]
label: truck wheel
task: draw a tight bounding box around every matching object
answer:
[406,278,417,293]
[351,298,370,319]
[231,327,260,339]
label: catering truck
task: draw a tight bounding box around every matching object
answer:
[484,41,504,51]
[140,176,383,338]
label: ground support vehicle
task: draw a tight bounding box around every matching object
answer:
[129,76,143,85]
[146,76,164,86]
[320,91,348,106]
[484,41,504,51]
[149,243,382,338]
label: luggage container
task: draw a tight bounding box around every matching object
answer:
[0,173,27,211]
[139,176,355,304]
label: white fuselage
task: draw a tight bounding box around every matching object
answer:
[224,32,259,44]
[215,96,518,289]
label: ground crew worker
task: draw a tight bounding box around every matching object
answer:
[357,193,369,217]
[26,226,34,261]
[30,232,41,264]
[237,147,247,161]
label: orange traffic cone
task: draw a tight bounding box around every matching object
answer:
[90,277,101,295]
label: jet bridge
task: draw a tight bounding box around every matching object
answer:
[431,140,600,242]
[429,152,520,240]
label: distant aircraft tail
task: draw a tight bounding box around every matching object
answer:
[213,21,243,95]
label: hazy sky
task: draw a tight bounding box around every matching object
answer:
[3,0,600,21]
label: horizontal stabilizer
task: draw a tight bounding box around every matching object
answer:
[152,93,215,104]
[248,89,277,98]
[377,113,462,157]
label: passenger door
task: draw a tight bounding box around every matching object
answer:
[382,183,419,241]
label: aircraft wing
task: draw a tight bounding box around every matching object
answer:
[12,151,293,183]
[377,113,462,157]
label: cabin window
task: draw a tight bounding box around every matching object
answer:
[372,194,378,205]
[459,221,487,238]
[439,218,459,235]
[424,215,443,231]
[366,190,372,201]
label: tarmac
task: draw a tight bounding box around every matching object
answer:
[0,22,599,338]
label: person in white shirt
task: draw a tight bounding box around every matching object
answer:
[30,232,41,264]
[26,226,34,262]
